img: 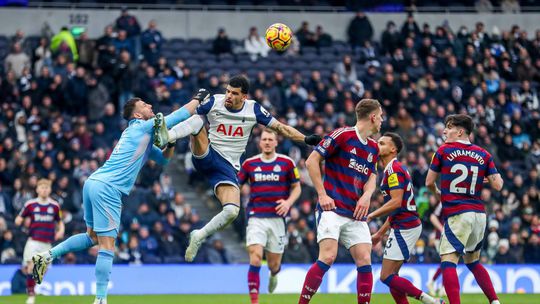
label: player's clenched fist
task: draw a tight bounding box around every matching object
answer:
[192,88,211,104]
[318,193,335,211]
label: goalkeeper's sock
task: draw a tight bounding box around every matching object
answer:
[442,261,460,304]
[466,261,498,302]
[95,249,114,299]
[298,260,329,304]
[248,265,260,304]
[382,273,422,299]
[50,233,95,260]
[390,288,409,304]
[198,204,240,239]
[357,265,373,304]
[168,115,204,142]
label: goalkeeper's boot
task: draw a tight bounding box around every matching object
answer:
[153,113,169,148]
[268,273,278,293]
[185,229,204,262]
[32,251,52,284]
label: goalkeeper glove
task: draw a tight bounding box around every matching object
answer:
[192,88,211,104]
[304,134,322,146]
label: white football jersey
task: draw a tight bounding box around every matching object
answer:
[197,94,276,170]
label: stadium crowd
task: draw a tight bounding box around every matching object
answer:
[0,8,539,268]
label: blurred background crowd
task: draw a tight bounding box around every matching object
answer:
[0,5,539,267]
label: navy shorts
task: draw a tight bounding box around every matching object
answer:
[192,146,239,193]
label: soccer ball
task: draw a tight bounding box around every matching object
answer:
[265,23,292,51]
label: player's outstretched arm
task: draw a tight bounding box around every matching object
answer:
[164,89,210,128]
[425,169,441,202]
[306,151,335,210]
[268,121,321,145]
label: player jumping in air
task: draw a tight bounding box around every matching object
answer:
[153,75,321,262]
[15,179,64,304]
[297,99,382,304]
[32,95,203,304]
[367,133,444,304]
[239,129,302,304]
[426,114,504,304]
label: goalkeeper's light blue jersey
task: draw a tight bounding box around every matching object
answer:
[89,107,190,195]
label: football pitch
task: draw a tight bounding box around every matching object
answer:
[3,294,539,304]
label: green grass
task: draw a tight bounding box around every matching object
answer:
[2,294,538,304]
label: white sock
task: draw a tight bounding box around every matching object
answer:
[168,115,204,142]
[420,292,436,304]
[199,204,240,239]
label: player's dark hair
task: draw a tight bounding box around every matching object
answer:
[355,99,381,120]
[383,132,404,154]
[445,114,474,135]
[229,75,250,94]
[123,97,142,120]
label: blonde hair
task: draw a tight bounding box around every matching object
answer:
[37,178,52,187]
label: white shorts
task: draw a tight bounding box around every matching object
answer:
[23,238,52,265]
[246,217,287,254]
[439,212,486,255]
[384,225,422,261]
[316,211,371,249]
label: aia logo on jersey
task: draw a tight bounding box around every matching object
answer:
[216,124,244,136]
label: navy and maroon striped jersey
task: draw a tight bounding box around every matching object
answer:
[429,141,498,218]
[380,158,421,229]
[314,127,379,219]
[238,153,299,218]
[19,198,61,243]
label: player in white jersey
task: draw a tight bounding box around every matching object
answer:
[154,75,321,262]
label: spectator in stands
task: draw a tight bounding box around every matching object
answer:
[114,30,136,61]
[76,32,95,69]
[244,26,270,62]
[295,21,315,47]
[141,20,163,66]
[334,55,357,86]
[314,25,333,48]
[380,21,401,56]
[347,11,373,50]
[207,239,231,264]
[501,0,520,13]
[115,7,141,57]
[212,28,232,56]
[4,43,30,78]
[114,50,136,110]
[50,26,78,62]
[33,38,52,77]
[475,0,494,13]
[401,13,420,39]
